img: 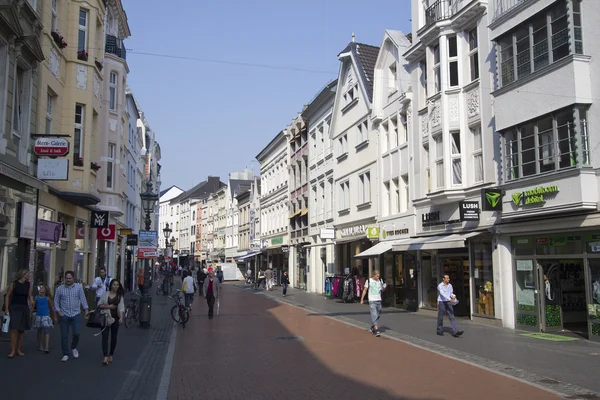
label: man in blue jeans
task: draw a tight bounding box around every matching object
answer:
[54,271,89,362]
[436,274,464,338]
[360,270,386,337]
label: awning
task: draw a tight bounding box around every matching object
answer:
[392,232,483,252]
[354,240,399,258]
[289,209,301,218]
[236,251,261,260]
[0,160,48,192]
[301,209,308,216]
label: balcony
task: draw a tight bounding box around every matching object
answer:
[424,0,455,28]
[105,34,127,60]
[423,0,487,31]
[492,0,531,21]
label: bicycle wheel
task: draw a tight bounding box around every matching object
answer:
[124,307,133,328]
[179,308,190,328]
[167,284,173,295]
[171,305,183,323]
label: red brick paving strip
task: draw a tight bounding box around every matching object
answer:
[168,287,560,400]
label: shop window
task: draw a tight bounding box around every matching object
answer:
[512,237,535,256]
[515,259,537,326]
[420,256,437,309]
[471,239,494,317]
[535,235,582,255]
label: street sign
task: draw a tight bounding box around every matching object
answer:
[33,138,69,156]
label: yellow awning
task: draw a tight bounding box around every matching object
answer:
[301,209,308,216]
[289,209,301,218]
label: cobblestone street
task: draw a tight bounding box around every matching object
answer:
[166,285,561,400]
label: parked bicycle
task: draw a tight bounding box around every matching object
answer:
[124,289,142,328]
[156,277,173,296]
[169,289,190,328]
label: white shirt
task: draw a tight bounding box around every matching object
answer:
[183,276,195,294]
[364,278,386,302]
[93,276,110,298]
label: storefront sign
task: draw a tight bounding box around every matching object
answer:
[482,188,503,211]
[137,248,158,258]
[271,237,284,245]
[19,202,36,239]
[180,249,190,256]
[97,224,116,241]
[90,211,109,228]
[119,228,133,235]
[139,230,158,247]
[126,234,138,246]
[366,227,379,239]
[340,225,366,238]
[249,209,255,240]
[33,138,69,156]
[459,201,480,221]
[36,220,61,243]
[512,185,559,207]
[320,228,335,239]
[421,211,461,227]
[382,228,409,239]
[37,159,69,180]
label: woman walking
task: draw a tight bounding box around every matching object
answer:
[282,271,290,297]
[33,285,57,354]
[97,279,125,365]
[360,270,387,337]
[4,269,33,358]
[182,271,196,310]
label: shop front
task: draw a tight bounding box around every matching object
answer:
[265,236,288,285]
[335,224,373,278]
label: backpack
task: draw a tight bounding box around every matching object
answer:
[217,270,224,283]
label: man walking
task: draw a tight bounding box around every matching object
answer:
[54,271,89,362]
[92,267,110,305]
[203,269,220,319]
[264,267,273,291]
[436,274,464,337]
[360,270,386,337]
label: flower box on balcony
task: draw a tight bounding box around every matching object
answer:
[77,50,88,61]
[74,157,83,167]
[91,162,101,171]
[51,31,67,49]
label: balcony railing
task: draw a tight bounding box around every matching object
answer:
[424,0,462,28]
[493,0,531,20]
[105,34,126,60]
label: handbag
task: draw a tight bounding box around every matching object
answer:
[102,310,115,327]
[1,313,10,333]
[86,309,103,328]
[183,281,187,292]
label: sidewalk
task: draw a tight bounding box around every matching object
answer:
[166,283,562,400]
[238,284,600,398]
[0,281,177,400]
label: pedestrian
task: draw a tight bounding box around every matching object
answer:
[436,274,464,337]
[202,269,220,319]
[182,271,196,310]
[282,271,290,297]
[97,279,125,365]
[136,267,145,293]
[92,267,110,305]
[216,267,224,284]
[246,268,252,284]
[4,269,33,358]
[197,267,207,296]
[33,285,57,354]
[264,267,273,291]
[54,270,89,362]
[360,270,386,337]
[257,268,265,289]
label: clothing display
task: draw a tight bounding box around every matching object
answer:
[325,275,361,303]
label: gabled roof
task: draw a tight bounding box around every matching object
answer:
[229,179,253,199]
[159,185,182,198]
[338,42,380,103]
[301,79,338,121]
[171,177,225,204]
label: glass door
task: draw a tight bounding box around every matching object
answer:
[537,260,563,332]
[587,260,600,342]
[515,259,538,330]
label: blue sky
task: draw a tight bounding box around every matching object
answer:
[125,0,412,190]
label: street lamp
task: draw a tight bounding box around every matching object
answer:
[163,222,172,248]
[140,181,158,296]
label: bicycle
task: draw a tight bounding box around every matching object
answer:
[156,278,173,296]
[124,290,142,328]
[169,289,190,328]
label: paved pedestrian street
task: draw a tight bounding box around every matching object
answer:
[165,285,565,400]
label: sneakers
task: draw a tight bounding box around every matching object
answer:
[452,330,464,338]
[61,355,68,362]
[72,349,79,359]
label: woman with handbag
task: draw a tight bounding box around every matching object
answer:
[4,269,33,358]
[97,279,125,365]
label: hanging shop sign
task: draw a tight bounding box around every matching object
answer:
[126,234,138,246]
[18,202,36,239]
[33,137,69,156]
[139,230,158,248]
[37,159,69,180]
[320,228,335,239]
[36,220,61,244]
[459,201,480,221]
[271,237,284,245]
[366,226,380,240]
[90,211,109,228]
[382,228,409,239]
[340,225,366,238]
[481,188,503,211]
[97,224,116,241]
[421,211,461,227]
[511,185,559,207]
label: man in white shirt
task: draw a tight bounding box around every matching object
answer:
[92,267,110,305]
[360,270,386,337]
[437,274,464,337]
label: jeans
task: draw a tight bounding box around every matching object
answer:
[437,301,459,334]
[59,314,81,356]
[369,301,382,328]
[206,294,215,317]
[184,293,194,308]
[282,283,288,295]
[101,321,120,356]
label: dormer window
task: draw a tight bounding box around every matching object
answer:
[388,62,397,93]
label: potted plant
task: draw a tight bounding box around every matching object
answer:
[51,31,68,49]
[77,49,88,61]
[74,157,83,167]
[91,162,101,171]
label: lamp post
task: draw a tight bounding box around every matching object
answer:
[140,181,159,295]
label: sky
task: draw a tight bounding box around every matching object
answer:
[124,0,412,191]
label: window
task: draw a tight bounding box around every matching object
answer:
[502,106,588,181]
[176,222,179,231]
[423,144,431,194]
[45,92,54,135]
[432,43,441,93]
[74,104,84,164]
[383,181,391,216]
[381,122,389,153]
[78,9,88,52]
[451,132,462,185]
[434,135,444,188]
[109,72,117,111]
[497,1,581,87]
[390,115,398,148]
[388,62,397,93]
[12,67,24,138]
[400,112,408,144]
[27,0,36,9]
[344,81,358,106]
[338,181,350,211]
[448,35,459,87]
[327,178,334,215]
[472,126,483,183]
[419,59,428,103]
[107,143,115,188]
[337,134,348,156]
[401,175,409,213]
[357,120,368,145]
[51,0,58,32]
[392,178,399,214]
[358,172,371,205]
[468,28,479,81]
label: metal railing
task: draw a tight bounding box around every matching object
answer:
[493,0,531,20]
[105,34,127,60]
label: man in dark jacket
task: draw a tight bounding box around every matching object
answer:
[197,268,207,296]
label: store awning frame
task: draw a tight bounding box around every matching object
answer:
[289,209,301,218]
[236,251,261,260]
[391,232,483,252]
[301,209,308,216]
[354,240,400,258]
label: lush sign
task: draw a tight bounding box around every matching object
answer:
[512,185,559,206]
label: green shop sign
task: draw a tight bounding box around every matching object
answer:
[271,237,283,245]
[512,185,559,207]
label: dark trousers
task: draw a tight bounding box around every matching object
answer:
[437,301,459,334]
[101,321,120,356]
[282,283,288,295]
[206,294,215,317]
[59,314,81,356]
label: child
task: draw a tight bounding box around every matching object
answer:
[33,285,57,354]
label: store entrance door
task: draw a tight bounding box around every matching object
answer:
[441,255,470,317]
[586,260,600,342]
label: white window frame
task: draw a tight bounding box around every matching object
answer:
[338,180,350,211]
[468,28,479,82]
[423,144,431,194]
[419,59,428,104]
[109,72,117,111]
[388,62,397,93]
[357,120,368,145]
[78,9,88,52]
[450,131,462,185]
[74,104,84,164]
[11,66,24,138]
[381,121,389,153]
[51,0,58,32]
[383,181,391,217]
[337,134,348,157]
[358,171,371,205]
[472,126,483,183]
[45,92,53,135]
[401,175,409,213]
[433,43,441,93]
[107,142,116,189]
[434,135,444,189]
[389,115,398,149]
[448,35,459,88]
[392,178,400,215]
